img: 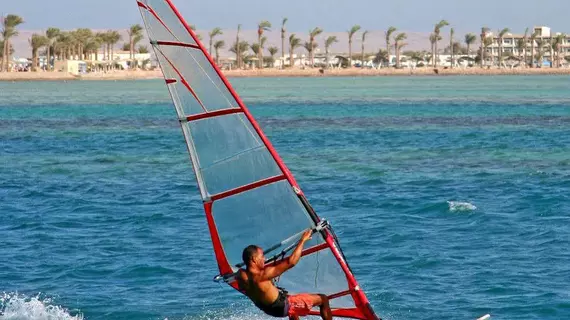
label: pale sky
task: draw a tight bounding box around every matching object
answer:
[2,0,570,34]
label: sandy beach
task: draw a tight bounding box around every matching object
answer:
[1,67,570,82]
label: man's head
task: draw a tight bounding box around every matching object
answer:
[242,245,264,268]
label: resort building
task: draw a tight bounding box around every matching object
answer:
[482,26,570,66]
[85,50,152,69]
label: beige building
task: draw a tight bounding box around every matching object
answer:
[54,60,87,75]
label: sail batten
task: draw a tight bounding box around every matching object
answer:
[155,40,201,49]
[137,1,380,319]
[185,108,242,122]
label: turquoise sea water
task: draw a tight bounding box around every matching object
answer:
[1,76,569,320]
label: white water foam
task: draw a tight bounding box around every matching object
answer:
[0,293,83,320]
[447,201,477,212]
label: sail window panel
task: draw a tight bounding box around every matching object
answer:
[156,53,206,116]
[212,180,315,267]
[140,5,178,43]
[143,0,197,45]
[278,249,354,309]
[159,45,237,112]
[198,145,282,196]
[187,113,266,170]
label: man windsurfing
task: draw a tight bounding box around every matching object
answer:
[237,229,332,320]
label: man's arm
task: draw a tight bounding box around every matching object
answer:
[262,229,312,281]
[236,269,248,293]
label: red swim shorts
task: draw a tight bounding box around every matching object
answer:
[287,294,315,317]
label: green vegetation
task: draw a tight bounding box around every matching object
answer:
[2,12,570,72]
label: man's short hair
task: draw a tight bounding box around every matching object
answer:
[242,245,260,266]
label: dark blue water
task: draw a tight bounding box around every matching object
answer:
[1,77,570,320]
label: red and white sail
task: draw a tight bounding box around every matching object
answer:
[136,1,379,319]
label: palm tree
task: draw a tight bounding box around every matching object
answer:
[281,18,288,68]
[394,33,407,68]
[429,33,437,66]
[529,29,539,68]
[55,32,70,60]
[385,26,397,67]
[229,40,249,68]
[128,24,143,62]
[288,34,302,68]
[535,38,546,67]
[464,33,477,58]
[190,25,202,41]
[361,30,369,67]
[257,20,271,69]
[208,27,223,56]
[1,14,25,71]
[449,28,455,68]
[347,25,361,67]
[324,36,338,68]
[128,25,144,69]
[107,30,121,69]
[73,28,93,60]
[251,43,260,57]
[235,24,242,68]
[549,34,554,68]
[259,36,268,67]
[29,34,48,71]
[374,49,388,67]
[497,28,510,68]
[45,27,60,71]
[84,36,100,65]
[518,28,528,66]
[138,45,149,54]
[483,36,494,67]
[94,32,106,61]
[433,20,449,67]
[308,27,323,67]
[268,46,278,67]
[303,41,318,67]
[552,34,565,68]
[516,38,526,66]
[480,27,490,67]
[0,40,5,65]
[213,40,225,66]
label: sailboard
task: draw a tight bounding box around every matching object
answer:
[136,1,380,319]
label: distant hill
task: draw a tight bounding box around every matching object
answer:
[10,28,471,59]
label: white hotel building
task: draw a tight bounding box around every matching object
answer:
[482,26,570,66]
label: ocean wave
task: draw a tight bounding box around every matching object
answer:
[447,201,478,212]
[0,293,82,320]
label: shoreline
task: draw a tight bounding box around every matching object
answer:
[1,67,570,81]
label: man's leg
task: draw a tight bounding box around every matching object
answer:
[308,294,332,320]
[288,293,332,320]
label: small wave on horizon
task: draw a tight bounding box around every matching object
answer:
[0,293,83,320]
[447,201,477,212]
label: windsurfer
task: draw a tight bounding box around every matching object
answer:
[237,230,332,320]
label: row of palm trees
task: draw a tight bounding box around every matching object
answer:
[204,18,569,70]
[202,20,446,69]
[1,14,150,72]
[4,12,569,72]
[204,20,411,69]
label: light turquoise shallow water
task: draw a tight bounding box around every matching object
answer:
[1,76,569,320]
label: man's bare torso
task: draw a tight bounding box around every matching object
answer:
[237,268,279,305]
